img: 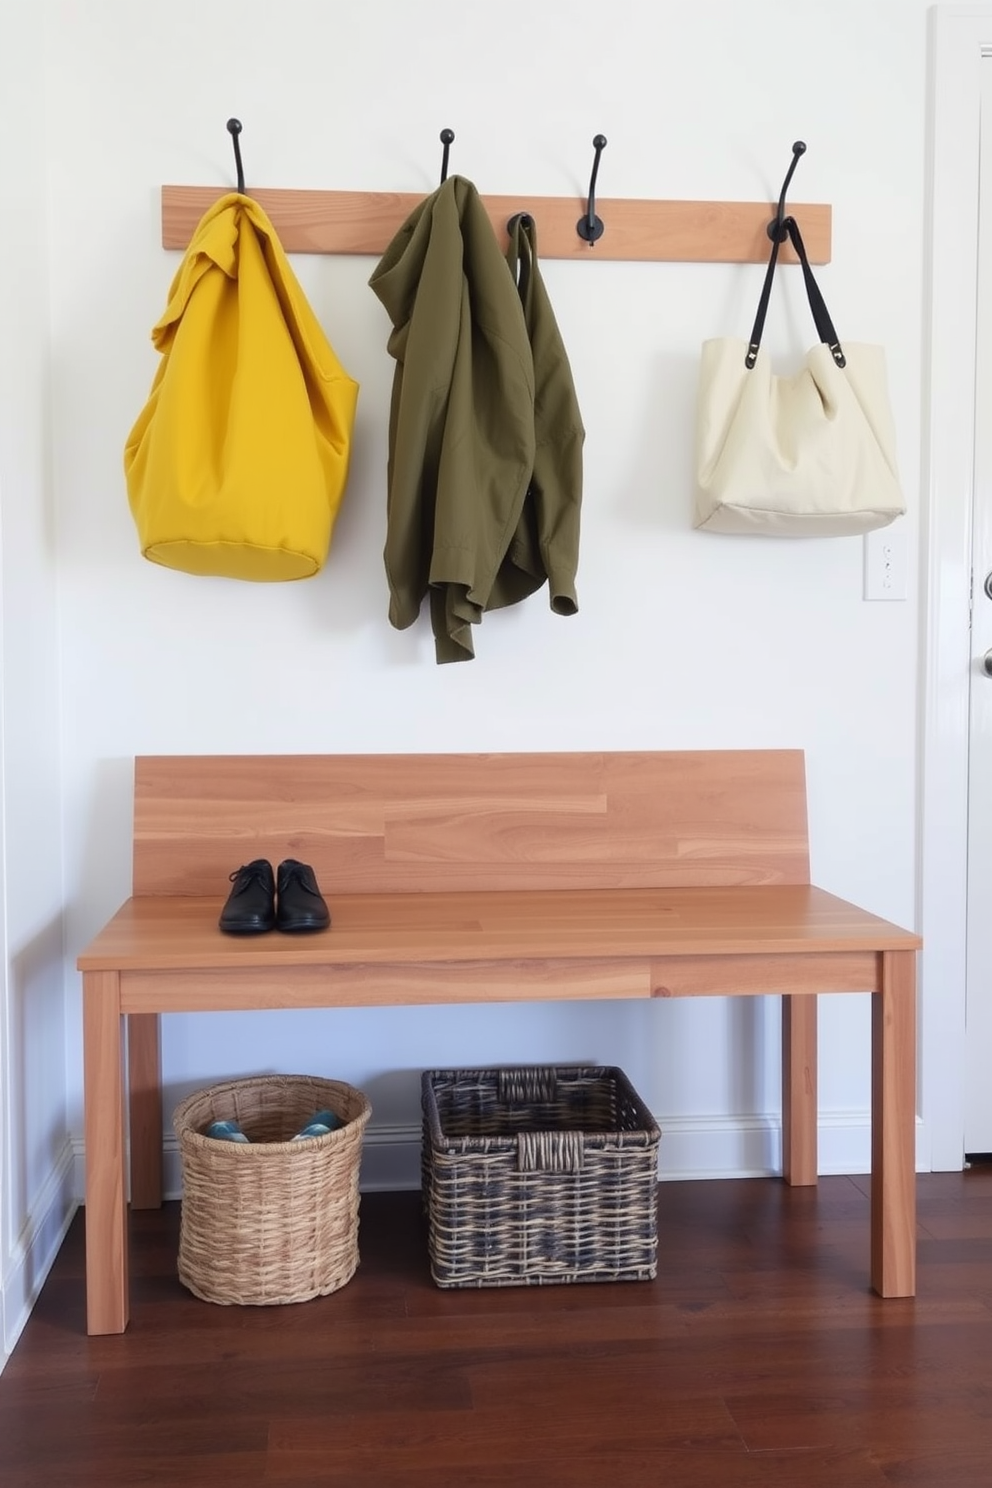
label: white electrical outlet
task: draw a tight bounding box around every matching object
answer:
[863,527,907,601]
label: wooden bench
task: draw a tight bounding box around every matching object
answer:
[77,749,921,1335]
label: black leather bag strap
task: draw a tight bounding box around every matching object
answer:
[744,229,784,369]
[787,217,845,368]
[744,216,846,370]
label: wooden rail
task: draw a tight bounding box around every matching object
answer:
[161,186,832,263]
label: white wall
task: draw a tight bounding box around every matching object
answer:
[0,1,72,1369]
[44,0,929,1202]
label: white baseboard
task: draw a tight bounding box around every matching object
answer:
[70,1122,429,1201]
[654,1109,917,1179]
[1,1137,77,1375]
[70,1110,929,1204]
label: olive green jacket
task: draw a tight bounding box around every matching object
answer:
[370,177,583,663]
[489,212,584,616]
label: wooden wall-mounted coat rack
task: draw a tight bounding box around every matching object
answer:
[160,130,832,265]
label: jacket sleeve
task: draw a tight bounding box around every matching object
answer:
[492,216,584,616]
[369,189,460,632]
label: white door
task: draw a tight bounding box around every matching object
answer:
[965,58,992,1154]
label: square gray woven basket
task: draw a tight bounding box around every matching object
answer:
[421,1064,660,1288]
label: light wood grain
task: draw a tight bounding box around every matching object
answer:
[649,950,881,998]
[81,886,919,976]
[871,950,917,1298]
[132,751,811,897]
[118,959,654,1013]
[83,971,128,1335]
[782,995,818,1186]
[126,1014,161,1210]
[113,949,882,1015]
[160,185,832,264]
[77,749,922,1330]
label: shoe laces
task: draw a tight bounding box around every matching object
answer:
[279,859,318,893]
[229,859,271,892]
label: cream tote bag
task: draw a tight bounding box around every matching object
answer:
[694,216,904,537]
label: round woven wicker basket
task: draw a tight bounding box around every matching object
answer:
[173,1074,372,1306]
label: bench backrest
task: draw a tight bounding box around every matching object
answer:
[132,751,810,897]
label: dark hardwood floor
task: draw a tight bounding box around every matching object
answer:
[3,1172,992,1486]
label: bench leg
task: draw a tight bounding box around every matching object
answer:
[782,993,817,1186]
[83,970,129,1335]
[871,949,917,1298]
[127,1014,162,1210]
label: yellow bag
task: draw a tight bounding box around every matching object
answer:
[125,192,358,581]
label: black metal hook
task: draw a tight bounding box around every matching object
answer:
[227,118,245,194]
[439,128,455,184]
[767,140,806,242]
[506,213,535,300]
[576,134,607,245]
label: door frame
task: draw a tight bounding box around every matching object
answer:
[920,4,992,1168]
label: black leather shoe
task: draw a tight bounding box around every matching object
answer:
[218,858,276,934]
[276,859,331,933]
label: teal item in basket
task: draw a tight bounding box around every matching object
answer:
[204,1119,250,1143]
[292,1108,344,1141]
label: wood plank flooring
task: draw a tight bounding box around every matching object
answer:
[3,1172,992,1486]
